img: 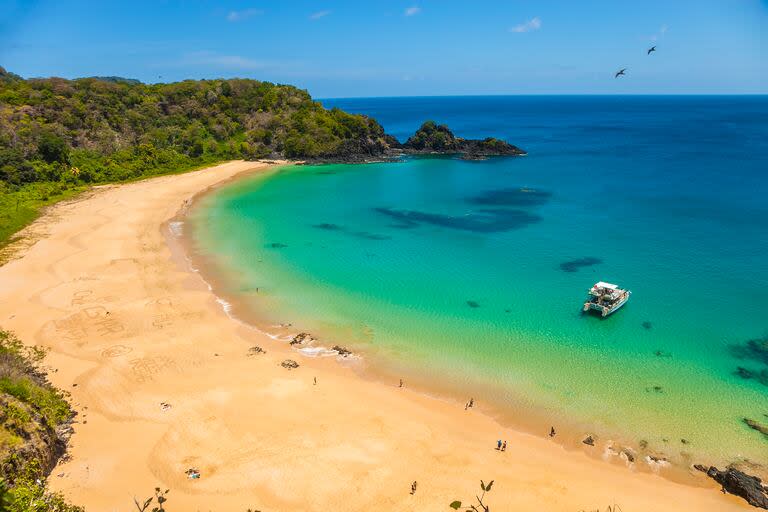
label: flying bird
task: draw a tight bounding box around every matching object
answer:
[647,46,656,55]
[615,68,627,78]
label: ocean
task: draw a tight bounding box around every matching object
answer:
[187,95,768,469]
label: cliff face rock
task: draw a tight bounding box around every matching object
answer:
[0,395,70,484]
[706,466,768,509]
[399,121,526,157]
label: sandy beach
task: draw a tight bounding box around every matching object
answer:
[0,160,751,511]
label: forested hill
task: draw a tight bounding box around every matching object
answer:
[0,66,393,185]
[0,67,524,249]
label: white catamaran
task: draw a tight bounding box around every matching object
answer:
[583,281,631,317]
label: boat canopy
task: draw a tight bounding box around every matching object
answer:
[593,281,618,290]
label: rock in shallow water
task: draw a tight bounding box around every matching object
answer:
[744,418,768,438]
[332,345,352,357]
[706,466,768,509]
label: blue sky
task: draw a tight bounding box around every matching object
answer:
[1,0,766,97]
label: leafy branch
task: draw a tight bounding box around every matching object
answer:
[450,479,494,512]
[133,488,169,512]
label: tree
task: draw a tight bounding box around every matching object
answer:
[37,132,70,164]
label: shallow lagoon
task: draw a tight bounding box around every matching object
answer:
[190,96,768,467]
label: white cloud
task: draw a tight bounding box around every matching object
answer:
[180,51,265,70]
[404,6,421,16]
[226,8,263,22]
[650,23,669,42]
[509,16,541,33]
[310,10,331,20]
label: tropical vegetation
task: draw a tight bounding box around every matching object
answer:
[0,329,80,512]
[0,66,389,247]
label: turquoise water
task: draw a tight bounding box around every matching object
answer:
[189,96,768,467]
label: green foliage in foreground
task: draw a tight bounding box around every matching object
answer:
[0,471,83,512]
[0,65,390,247]
[0,329,80,512]
[450,479,494,511]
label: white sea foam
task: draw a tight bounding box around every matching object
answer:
[644,455,670,472]
[298,346,337,357]
[168,221,184,237]
[215,297,233,314]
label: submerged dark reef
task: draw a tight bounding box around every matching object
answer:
[468,187,551,207]
[374,186,550,234]
[730,334,768,388]
[559,257,603,273]
[374,207,541,233]
[311,222,391,240]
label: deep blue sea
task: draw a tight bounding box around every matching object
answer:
[190,96,768,467]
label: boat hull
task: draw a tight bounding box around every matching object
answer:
[583,291,631,317]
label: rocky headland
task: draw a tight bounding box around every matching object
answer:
[298,120,526,164]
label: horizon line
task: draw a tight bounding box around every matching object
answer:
[318,92,768,100]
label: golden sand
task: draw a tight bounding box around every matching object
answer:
[0,161,750,511]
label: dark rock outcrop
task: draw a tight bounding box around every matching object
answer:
[299,120,525,164]
[706,466,768,509]
[332,345,352,357]
[399,121,525,157]
[290,332,311,346]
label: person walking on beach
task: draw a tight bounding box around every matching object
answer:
[550,426,556,437]
[469,398,474,408]
[501,441,507,452]
[496,439,502,450]
[399,379,403,388]
[314,376,317,386]
[410,481,417,495]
